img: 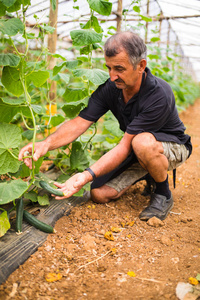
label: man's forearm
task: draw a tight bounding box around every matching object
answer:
[53,133,135,199]
[45,116,93,151]
[84,133,134,179]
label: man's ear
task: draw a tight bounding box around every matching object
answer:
[138,59,147,73]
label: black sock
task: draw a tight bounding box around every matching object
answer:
[154,175,171,199]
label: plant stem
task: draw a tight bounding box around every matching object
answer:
[21,113,34,131]
[7,149,19,160]
[84,124,97,150]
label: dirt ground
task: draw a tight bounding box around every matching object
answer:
[1,99,200,300]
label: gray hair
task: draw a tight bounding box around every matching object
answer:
[104,31,147,69]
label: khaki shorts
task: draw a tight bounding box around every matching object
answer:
[106,142,189,193]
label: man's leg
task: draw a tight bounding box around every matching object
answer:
[131,133,189,220]
[91,133,189,221]
[91,163,148,203]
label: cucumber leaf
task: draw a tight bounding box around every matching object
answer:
[0,123,22,174]
[0,179,28,205]
[61,103,84,119]
[62,87,88,102]
[2,66,24,97]
[0,211,10,237]
[70,29,102,46]
[0,53,20,67]
[87,0,112,16]
[70,141,89,171]
[0,18,24,36]
[1,0,17,8]
[38,195,50,206]
[73,68,109,85]
[26,70,49,87]
[24,191,38,202]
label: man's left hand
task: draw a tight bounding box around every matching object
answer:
[53,173,88,199]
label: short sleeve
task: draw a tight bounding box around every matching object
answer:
[79,81,111,122]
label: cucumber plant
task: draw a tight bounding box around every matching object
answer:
[0,0,112,236]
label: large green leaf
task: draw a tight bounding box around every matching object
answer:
[53,73,70,84]
[1,97,25,105]
[53,60,82,76]
[62,87,88,102]
[6,0,21,12]
[0,3,6,16]
[70,141,89,171]
[0,98,21,122]
[103,119,123,137]
[73,68,109,85]
[87,0,112,16]
[0,122,21,149]
[5,0,30,12]
[1,0,17,8]
[0,211,10,238]
[26,70,49,87]
[0,179,28,205]
[0,98,31,122]
[61,103,85,119]
[50,115,65,127]
[70,29,102,46]
[2,66,24,97]
[24,191,38,202]
[0,53,20,67]
[0,18,24,36]
[82,16,103,33]
[66,60,83,70]
[0,123,22,174]
[53,62,66,76]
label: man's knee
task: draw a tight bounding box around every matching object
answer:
[91,186,120,204]
[132,132,162,159]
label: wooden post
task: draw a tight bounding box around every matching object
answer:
[158,12,163,47]
[46,0,58,134]
[116,0,123,32]
[145,0,150,43]
[166,22,170,55]
[48,0,58,103]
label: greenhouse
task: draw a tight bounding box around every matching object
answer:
[0,0,200,299]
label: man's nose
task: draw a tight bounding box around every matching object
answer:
[109,69,119,82]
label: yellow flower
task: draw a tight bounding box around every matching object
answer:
[110,248,117,255]
[188,277,199,285]
[45,273,62,282]
[127,271,136,277]
[104,231,114,241]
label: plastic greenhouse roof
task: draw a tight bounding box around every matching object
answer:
[23,0,200,82]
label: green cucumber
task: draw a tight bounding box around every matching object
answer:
[23,210,54,233]
[39,180,64,196]
[16,198,24,233]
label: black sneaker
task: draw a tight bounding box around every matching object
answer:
[139,193,174,221]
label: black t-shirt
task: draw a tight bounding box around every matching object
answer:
[79,67,192,155]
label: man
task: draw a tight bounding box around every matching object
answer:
[19,31,192,221]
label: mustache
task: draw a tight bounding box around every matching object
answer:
[114,79,125,83]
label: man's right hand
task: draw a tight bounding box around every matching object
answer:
[18,141,49,169]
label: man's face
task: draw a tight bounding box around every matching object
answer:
[104,50,142,91]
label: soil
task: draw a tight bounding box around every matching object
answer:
[1,100,200,300]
